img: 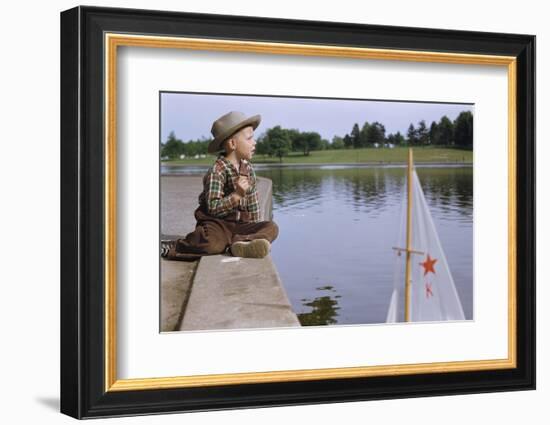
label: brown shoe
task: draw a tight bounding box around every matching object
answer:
[161,240,202,262]
[230,239,271,258]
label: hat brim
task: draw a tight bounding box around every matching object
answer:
[207,115,261,154]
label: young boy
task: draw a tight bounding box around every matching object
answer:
[162,111,279,260]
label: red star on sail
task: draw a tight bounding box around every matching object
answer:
[420,254,437,276]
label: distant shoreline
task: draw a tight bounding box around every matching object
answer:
[161,146,473,167]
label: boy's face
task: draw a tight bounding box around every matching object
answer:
[227,126,256,161]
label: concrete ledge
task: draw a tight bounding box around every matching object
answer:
[160,260,198,332]
[161,174,297,332]
[180,254,300,331]
[161,175,202,238]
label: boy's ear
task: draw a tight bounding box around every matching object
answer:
[224,137,236,152]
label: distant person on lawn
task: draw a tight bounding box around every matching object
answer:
[161,111,279,260]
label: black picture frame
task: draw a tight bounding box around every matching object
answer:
[60,5,535,419]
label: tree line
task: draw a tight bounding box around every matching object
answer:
[405,111,473,148]
[160,128,332,160]
[338,110,473,149]
[161,110,473,160]
[160,133,211,159]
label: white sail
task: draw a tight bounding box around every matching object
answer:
[387,170,465,323]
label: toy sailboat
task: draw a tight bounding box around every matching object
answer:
[387,149,465,323]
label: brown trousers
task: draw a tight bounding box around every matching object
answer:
[172,207,279,261]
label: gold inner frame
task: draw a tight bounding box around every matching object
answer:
[104,33,517,392]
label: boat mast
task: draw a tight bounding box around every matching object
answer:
[405,148,413,322]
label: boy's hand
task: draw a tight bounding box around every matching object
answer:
[235,176,250,197]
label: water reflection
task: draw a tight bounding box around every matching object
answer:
[258,167,473,219]
[418,168,473,223]
[297,285,341,326]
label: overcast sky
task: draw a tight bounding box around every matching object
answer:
[161,92,473,143]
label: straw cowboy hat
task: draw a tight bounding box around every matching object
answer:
[208,111,261,154]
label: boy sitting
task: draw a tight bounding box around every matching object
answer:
[162,111,278,260]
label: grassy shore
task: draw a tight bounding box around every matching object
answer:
[162,147,473,166]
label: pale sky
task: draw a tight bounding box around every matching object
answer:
[160,92,473,143]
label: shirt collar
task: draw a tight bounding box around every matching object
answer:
[218,155,246,175]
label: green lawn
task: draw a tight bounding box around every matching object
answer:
[163,147,473,166]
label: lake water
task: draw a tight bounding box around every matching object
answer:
[162,164,473,326]
[255,165,473,326]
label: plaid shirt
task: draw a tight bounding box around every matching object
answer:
[199,156,261,222]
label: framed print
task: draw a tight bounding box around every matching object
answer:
[60,5,535,419]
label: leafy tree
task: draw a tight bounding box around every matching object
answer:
[360,122,371,147]
[343,134,353,149]
[320,139,330,150]
[393,131,405,145]
[255,132,268,155]
[332,136,345,149]
[417,120,429,145]
[176,137,210,157]
[263,126,292,162]
[454,111,473,147]
[351,123,361,149]
[438,116,454,145]
[429,121,440,145]
[199,138,211,154]
[184,141,199,157]
[366,121,386,145]
[293,131,322,156]
[407,123,418,145]
[285,129,301,152]
[161,131,184,159]
[387,132,404,145]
